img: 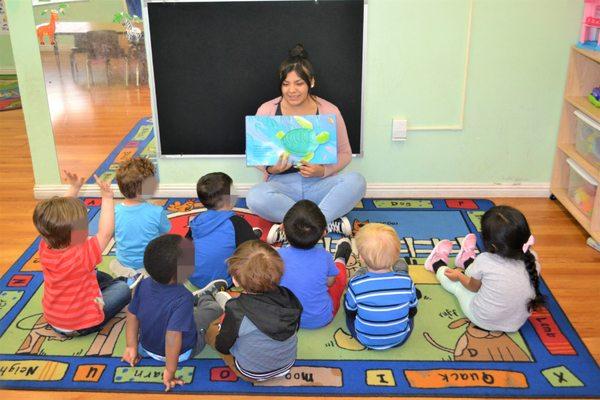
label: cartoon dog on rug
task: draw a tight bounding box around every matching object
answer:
[352,218,369,236]
[16,312,126,357]
[423,318,530,361]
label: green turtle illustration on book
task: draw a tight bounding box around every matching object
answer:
[276,116,331,163]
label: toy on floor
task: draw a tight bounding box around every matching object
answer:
[36,3,68,45]
[578,0,600,50]
[589,86,600,108]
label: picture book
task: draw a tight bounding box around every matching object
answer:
[245,114,338,166]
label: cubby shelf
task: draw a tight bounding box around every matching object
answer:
[550,47,600,243]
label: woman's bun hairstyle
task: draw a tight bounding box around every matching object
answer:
[279,43,316,94]
[289,43,308,59]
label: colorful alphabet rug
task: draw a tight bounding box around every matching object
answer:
[0,197,599,397]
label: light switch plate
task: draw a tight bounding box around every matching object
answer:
[392,119,407,141]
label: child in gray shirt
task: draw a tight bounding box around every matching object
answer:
[424,205,543,332]
[204,240,302,382]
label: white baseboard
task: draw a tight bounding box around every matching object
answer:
[33,182,551,200]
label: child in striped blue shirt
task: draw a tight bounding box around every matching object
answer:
[344,223,418,350]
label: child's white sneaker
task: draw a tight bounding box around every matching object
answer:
[327,216,352,236]
[266,224,286,244]
[192,279,228,298]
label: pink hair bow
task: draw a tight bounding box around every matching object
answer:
[522,235,535,253]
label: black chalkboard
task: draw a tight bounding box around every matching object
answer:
[146,0,364,156]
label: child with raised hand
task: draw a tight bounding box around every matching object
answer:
[424,205,543,332]
[278,200,352,329]
[33,171,130,336]
[122,234,225,392]
[111,157,171,280]
[345,223,418,350]
[206,240,302,382]
[187,172,256,290]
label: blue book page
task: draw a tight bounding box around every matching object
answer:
[245,115,338,166]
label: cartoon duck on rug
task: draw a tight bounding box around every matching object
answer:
[276,116,330,163]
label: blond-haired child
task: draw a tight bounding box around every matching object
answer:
[33,171,130,336]
[344,223,418,350]
[111,157,170,279]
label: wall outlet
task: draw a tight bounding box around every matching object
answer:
[392,118,407,141]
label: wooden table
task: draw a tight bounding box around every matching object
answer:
[37,21,143,83]
[53,21,128,35]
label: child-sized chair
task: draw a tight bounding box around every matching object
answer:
[85,30,129,87]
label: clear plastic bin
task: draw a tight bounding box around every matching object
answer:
[574,110,600,167]
[566,158,598,218]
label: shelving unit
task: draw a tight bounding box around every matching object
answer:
[550,46,600,242]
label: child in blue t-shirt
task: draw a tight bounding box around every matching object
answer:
[345,223,418,350]
[122,234,225,392]
[111,157,170,279]
[279,200,352,329]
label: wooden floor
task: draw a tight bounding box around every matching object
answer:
[43,51,152,178]
[0,57,599,399]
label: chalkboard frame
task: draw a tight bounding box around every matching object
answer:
[142,0,367,158]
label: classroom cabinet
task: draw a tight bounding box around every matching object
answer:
[551,47,600,242]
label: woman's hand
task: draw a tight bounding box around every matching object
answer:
[298,161,325,178]
[267,153,293,174]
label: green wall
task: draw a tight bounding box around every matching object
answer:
[0,35,14,70]
[33,0,125,50]
[5,0,59,185]
[33,0,125,24]
[6,0,583,187]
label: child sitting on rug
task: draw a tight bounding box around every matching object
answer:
[424,205,543,332]
[186,172,256,290]
[206,240,303,382]
[278,200,352,329]
[33,171,131,336]
[111,157,171,280]
[122,234,226,392]
[345,223,418,350]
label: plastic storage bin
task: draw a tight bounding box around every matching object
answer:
[574,110,600,167]
[566,158,598,217]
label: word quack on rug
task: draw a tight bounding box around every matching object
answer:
[0,197,599,397]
